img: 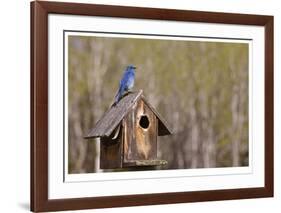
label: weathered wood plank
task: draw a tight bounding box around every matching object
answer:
[123,99,157,162]
[141,95,173,136]
[100,127,123,169]
[85,90,143,138]
[123,159,167,167]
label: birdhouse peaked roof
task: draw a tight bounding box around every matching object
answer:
[85,90,172,139]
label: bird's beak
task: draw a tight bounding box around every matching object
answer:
[133,66,137,69]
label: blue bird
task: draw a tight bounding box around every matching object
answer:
[114,65,136,104]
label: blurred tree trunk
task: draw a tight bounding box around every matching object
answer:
[84,40,111,172]
[200,91,217,168]
[231,85,240,166]
[189,92,199,168]
[231,70,247,167]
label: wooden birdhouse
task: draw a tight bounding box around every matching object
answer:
[85,90,172,169]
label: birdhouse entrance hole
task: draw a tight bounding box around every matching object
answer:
[139,115,150,129]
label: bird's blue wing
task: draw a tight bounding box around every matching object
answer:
[122,70,135,90]
[114,68,135,104]
[114,76,126,103]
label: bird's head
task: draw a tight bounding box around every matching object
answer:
[127,64,137,71]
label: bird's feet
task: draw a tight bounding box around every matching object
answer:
[126,89,134,94]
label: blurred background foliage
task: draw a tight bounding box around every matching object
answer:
[68,35,249,173]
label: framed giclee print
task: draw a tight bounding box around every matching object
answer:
[30,1,274,212]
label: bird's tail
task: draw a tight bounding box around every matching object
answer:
[112,87,121,107]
